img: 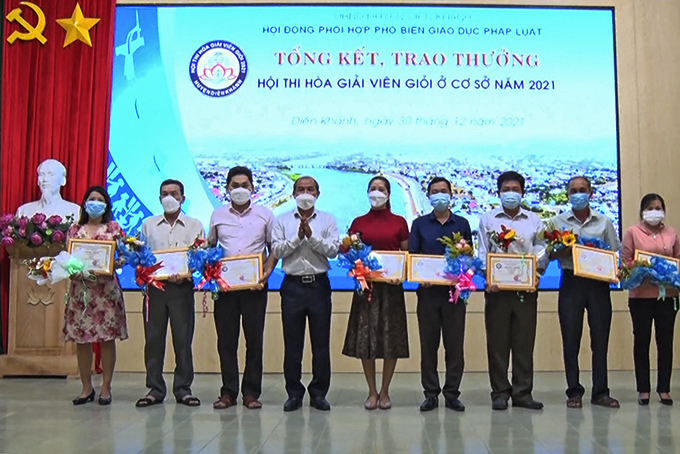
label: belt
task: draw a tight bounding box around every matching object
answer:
[285,273,327,284]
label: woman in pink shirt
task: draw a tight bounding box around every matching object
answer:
[621,193,680,406]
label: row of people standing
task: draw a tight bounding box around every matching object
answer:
[63,168,678,411]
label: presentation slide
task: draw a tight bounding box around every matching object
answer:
[107,5,619,290]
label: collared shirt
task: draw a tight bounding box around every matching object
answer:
[141,213,205,251]
[478,207,548,270]
[552,208,621,270]
[272,209,339,276]
[621,222,680,298]
[409,211,472,255]
[208,202,273,258]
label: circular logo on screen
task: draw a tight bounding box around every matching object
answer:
[189,40,247,97]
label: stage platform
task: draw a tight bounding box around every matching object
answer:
[0,371,677,453]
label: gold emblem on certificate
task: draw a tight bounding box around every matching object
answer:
[152,248,191,280]
[634,250,680,271]
[407,254,449,285]
[573,245,619,283]
[219,254,263,290]
[369,251,407,282]
[67,239,116,275]
[486,253,537,290]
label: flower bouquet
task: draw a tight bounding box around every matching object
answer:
[187,237,228,316]
[337,232,383,299]
[489,224,517,253]
[619,256,680,301]
[0,213,74,256]
[24,251,96,309]
[541,222,578,253]
[438,233,484,304]
[117,233,165,321]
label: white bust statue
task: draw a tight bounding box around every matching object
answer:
[16,159,81,220]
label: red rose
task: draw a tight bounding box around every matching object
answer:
[51,230,66,243]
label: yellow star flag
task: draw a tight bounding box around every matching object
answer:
[56,3,100,48]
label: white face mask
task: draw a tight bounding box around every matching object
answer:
[229,187,251,206]
[368,190,388,208]
[296,193,316,210]
[161,195,181,214]
[643,210,665,226]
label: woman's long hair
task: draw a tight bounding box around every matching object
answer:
[78,185,114,225]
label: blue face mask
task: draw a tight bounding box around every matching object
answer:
[429,193,451,212]
[85,200,107,219]
[500,191,522,210]
[569,193,589,211]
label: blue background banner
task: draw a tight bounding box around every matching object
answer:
[108,5,619,290]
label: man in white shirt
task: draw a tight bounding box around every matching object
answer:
[272,176,339,412]
[478,171,548,411]
[136,179,205,408]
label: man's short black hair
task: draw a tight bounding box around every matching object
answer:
[226,166,253,186]
[567,175,591,191]
[427,177,452,194]
[497,171,525,192]
[160,179,184,195]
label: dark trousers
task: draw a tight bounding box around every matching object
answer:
[143,282,195,401]
[558,271,612,400]
[629,297,678,393]
[280,274,332,400]
[214,287,268,399]
[484,291,538,402]
[416,286,466,400]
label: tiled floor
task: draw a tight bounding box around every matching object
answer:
[0,371,677,453]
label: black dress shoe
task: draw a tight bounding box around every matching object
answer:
[445,398,465,412]
[512,399,544,410]
[98,394,112,406]
[310,396,331,411]
[419,397,439,412]
[492,397,509,410]
[283,397,302,412]
[659,394,673,406]
[638,396,650,406]
[72,390,95,406]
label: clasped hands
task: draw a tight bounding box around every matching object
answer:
[297,216,313,240]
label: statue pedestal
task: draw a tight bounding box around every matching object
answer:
[0,245,77,376]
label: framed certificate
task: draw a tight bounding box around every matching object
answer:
[220,254,263,290]
[67,239,116,275]
[486,253,537,290]
[635,250,680,271]
[152,248,190,280]
[369,251,407,283]
[573,245,619,283]
[407,254,449,285]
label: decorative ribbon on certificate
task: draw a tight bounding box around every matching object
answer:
[348,259,383,301]
[136,262,166,322]
[196,262,230,317]
[445,269,477,304]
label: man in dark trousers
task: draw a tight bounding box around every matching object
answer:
[478,171,547,411]
[209,166,277,410]
[272,176,339,412]
[551,175,621,409]
[136,179,205,408]
[410,177,471,412]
